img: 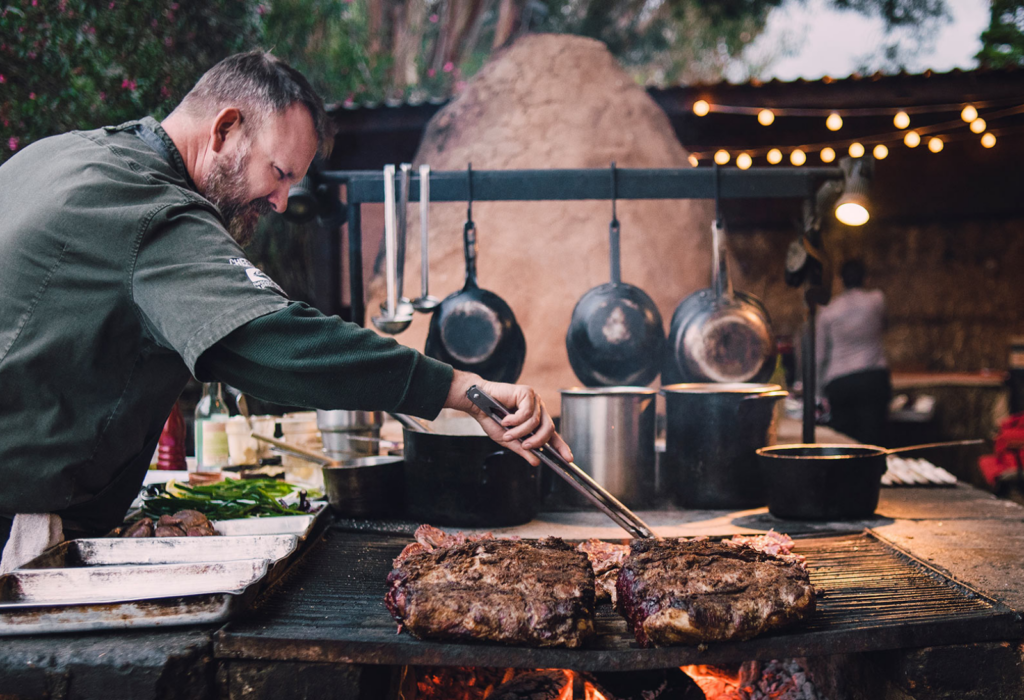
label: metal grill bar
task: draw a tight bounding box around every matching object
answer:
[216,530,1021,671]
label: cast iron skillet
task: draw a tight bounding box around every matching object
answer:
[663,165,775,385]
[566,163,665,386]
[425,164,526,383]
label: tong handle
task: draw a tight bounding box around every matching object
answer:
[465,386,656,539]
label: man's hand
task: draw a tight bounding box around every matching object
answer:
[445,370,573,467]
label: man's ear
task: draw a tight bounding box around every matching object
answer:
[210,108,242,154]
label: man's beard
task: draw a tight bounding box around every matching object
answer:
[199,144,273,246]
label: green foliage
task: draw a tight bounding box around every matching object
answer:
[0,0,260,164]
[260,0,391,103]
[977,0,1024,68]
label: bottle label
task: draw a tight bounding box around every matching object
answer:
[199,420,230,472]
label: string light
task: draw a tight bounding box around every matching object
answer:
[820,147,836,163]
[873,144,888,159]
[767,148,783,164]
[790,149,806,166]
[826,112,843,131]
[714,150,730,165]
[904,130,921,148]
[736,153,753,170]
[970,118,987,134]
[981,132,996,148]
[688,154,699,167]
[928,137,944,153]
[849,142,865,158]
[693,100,710,117]
[894,111,910,129]
[758,109,775,126]
[961,104,978,122]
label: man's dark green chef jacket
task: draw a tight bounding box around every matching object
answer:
[0,117,453,541]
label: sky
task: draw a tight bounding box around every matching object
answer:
[728,0,992,83]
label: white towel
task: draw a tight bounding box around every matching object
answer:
[0,514,63,574]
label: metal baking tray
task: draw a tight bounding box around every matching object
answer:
[212,513,319,540]
[0,559,269,636]
[17,534,299,569]
[1,559,269,605]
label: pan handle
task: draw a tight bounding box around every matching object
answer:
[711,164,734,302]
[397,164,411,300]
[609,162,621,285]
[383,165,398,317]
[462,163,479,289]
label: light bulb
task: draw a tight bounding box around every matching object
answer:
[981,132,996,148]
[688,154,699,167]
[835,202,870,226]
[714,150,730,165]
[758,109,775,126]
[872,144,888,159]
[736,153,752,170]
[894,111,910,129]
[820,147,836,163]
[849,142,865,158]
[928,137,943,153]
[693,100,710,117]
[970,118,986,134]
[904,130,921,148]
[961,104,978,122]
[826,113,843,131]
[767,148,782,164]
[790,149,806,166]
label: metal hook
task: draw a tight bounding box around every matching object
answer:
[610,162,618,224]
[466,162,473,223]
[713,163,722,227]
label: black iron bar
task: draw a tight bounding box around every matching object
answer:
[328,167,844,204]
[346,199,365,327]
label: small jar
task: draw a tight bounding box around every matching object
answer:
[225,416,259,466]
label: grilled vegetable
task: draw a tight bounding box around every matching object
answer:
[141,478,319,520]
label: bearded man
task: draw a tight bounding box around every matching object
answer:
[0,51,568,558]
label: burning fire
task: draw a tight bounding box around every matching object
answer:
[680,664,748,698]
[405,667,608,700]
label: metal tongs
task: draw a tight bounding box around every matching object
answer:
[466,386,657,540]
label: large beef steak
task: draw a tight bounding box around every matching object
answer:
[616,539,815,647]
[385,537,596,648]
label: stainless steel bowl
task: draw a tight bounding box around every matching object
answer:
[317,410,384,458]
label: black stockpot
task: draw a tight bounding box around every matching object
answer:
[402,429,539,527]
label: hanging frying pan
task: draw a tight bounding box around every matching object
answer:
[663,165,776,385]
[425,164,526,383]
[566,163,665,386]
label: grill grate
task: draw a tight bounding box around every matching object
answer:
[215,530,1021,671]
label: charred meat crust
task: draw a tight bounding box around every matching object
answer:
[385,537,596,648]
[615,539,815,648]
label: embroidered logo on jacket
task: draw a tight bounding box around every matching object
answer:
[229,258,285,294]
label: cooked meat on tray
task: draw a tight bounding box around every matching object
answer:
[121,510,217,538]
[616,538,815,648]
[385,534,595,648]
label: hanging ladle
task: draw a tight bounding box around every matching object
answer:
[372,164,413,334]
[412,164,441,312]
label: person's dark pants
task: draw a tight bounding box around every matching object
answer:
[825,368,892,446]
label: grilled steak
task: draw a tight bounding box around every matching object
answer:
[385,537,595,648]
[616,538,815,647]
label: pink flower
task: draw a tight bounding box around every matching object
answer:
[108,1,114,7]
[427,68,436,78]
[257,4,267,15]
[28,92,35,99]
[454,80,467,92]
[31,0,36,6]
[429,13,438,22]
[443,62,454,73]
[164,36,173,47]
[98,91,106,101]
[8,137,18,152]
[160,85,170,98]
[121,78,136,91]
[0,74,5,83]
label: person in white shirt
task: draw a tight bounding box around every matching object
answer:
[816,259,891,445]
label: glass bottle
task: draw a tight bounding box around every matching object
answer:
[194,382,230,472]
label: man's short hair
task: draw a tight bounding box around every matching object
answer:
[841,259,866,289]
[177,50,332,158]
